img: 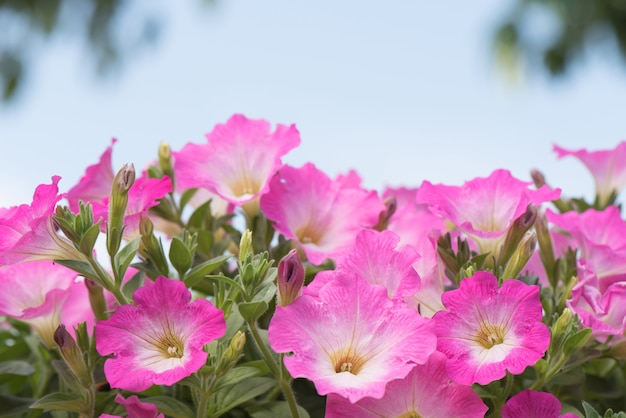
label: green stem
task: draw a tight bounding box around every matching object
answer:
[247,322,300,418]
[86,254,128,305]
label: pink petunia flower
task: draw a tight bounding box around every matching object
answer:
[95,277,225,392]
[0,176,86,265]
[65,138,116,213]
[546,206,626,293]
[336,229,421,301]
[502,389,578,418]
[554,141,626,207]
[325,352,487,418]
[268,272,436,403]
[0,261,81,346]
[99,393,164,418]
[433,271,550,385]
[260,163,384,265]
[415,169,560,258]
[92,174,172,240]
[173,114,300,208]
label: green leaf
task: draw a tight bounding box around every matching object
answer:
[247,401,310,418]
[79,222,101,254]
[214,366,262,392]
[0,394,34,417]
[142,396,195,418]
[212,377,276,416]
[169,237,193,277]
[184,255,231,287]
[179,188,198,210]
[564,328,592,354]
[54,259,99,281]
[239,300,269,323]
[188,200,212,230]
[0,360,35,376]
[113,237,140,281]
[30,392,88,413]
[582,402,602,418]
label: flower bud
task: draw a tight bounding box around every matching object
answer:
[502,231,537,280]
[54,324,91,387]
[158,141,174,182]
[108,164,136,255]
[85,279,107,321]
[239,230,253,263]
[498,204,537,266]
[374,195,397,231]
[277,249,305,306]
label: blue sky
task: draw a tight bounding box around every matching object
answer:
[1,0,626,208]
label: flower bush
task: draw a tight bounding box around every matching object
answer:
[2,114,626,418]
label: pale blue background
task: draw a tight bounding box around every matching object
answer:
[1,0,625,208]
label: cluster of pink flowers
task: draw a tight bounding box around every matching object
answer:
[2,113,626,417]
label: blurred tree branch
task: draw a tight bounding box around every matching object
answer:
[495,0,626,78]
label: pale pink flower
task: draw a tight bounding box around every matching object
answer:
[99,393,164,418]
[325,352,487,418]
[260,163,384,265]
[546,206,626,292]
[268,272,436,403]
[95,277,225,391]
[502,389,578,418]
[554,141,626,207]
[92,174,172,240]
[336,229,421,300]
[0,261,80,346]
[66,139,116,213]
[433,271,550,385]
[416,169,560,257]
[173,114,300,206]
[0,176,86,265]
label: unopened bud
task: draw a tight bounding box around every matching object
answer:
[216,331,247,375]
[552,308,573,338]
[374,196,397,231]
[85,279,108,320]
[158,142,174,182]
[277,249,305,306]
[108,164,135,255]
[530,169,546,189]
[502,231,537,280]
[498,204,537,266]
[54,325,91,387]
[239,230,253,263]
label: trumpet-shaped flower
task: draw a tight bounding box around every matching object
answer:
[433,271,549,385]
[0,176,86,265]
[0,261,80,346]
[268,272,436,403]
[65,139,116,213]
[96,277,225,392]
[546,206,626,292]
[416,169,560,257]
[502,389,578,418]
[554,141,626,207]
[173,114,300,206]
[325,352,487,418]
[260,163,384,265]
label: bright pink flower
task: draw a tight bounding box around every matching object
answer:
[337,229,421,300]
[416,169,560,257]
[66,139,116,213]
[95,277,225,392]
[502,389,578,418]
[567,260,626,340]
[173,114,300,206]
[268,272,436,403]
[0,177,86,264]
[546,207,626,292]
[260,163,384,265]
[554,141,626,206]
[99,393,164,418]
[325,352,487,418]
[92,174,172,240]
[0,261,79,346]
[433,271,550,385]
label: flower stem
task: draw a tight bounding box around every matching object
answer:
[247,321,300,418]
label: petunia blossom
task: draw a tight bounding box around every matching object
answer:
[415,169,560,258]
[0,176,86,265]
[554,141,626,207]
[325,352,487,418]
[99,393,164,418]
[260,163,384,265]
[268,272,437,403]
[95,277,226,392]
[173,114,300,208]
[0,261,80,347]
[65,138,116,213]
[502,389,578,418]
[433,271,550,385]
